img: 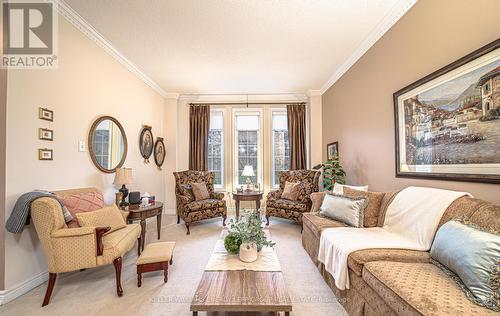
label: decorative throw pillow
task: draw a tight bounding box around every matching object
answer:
[430,220,500,311]
[343,187,385,228]
[191,182,210,201]
[179,184,195,201]
[332,183,369,195]
[281,182,301,201]
[310,192,326,212]
[319,193,368,227]
[76,204,126,234]
[56,191,105,228]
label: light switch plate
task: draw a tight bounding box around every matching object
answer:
[79,141,85,152]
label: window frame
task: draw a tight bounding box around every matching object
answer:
[271,109,289,189]
[208,109,225,190]
[232,108,264,190]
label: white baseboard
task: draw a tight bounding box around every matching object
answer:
[0,270,49,305]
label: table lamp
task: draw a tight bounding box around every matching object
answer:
[241,165,255,192]
[113,167,133,207]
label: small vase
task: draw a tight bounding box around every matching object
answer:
[239,242,258,262]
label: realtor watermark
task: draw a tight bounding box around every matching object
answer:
[1,0,58,69]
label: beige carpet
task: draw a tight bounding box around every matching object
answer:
[0,215,347,316]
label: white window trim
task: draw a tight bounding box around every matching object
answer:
[232,107,264,191]
[271,108,288,189]
[209,109,225,190]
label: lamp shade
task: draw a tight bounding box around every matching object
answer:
[113,167,133,185]
[241,165,255,177]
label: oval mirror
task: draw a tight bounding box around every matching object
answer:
[88,116,128,173]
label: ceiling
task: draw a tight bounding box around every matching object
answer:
[63,0,415,95]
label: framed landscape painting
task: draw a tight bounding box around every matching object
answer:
[394,39,500,183]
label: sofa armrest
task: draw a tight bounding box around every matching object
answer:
[267,190,281,201]
[210,192,225,200]
[95,226,111,256]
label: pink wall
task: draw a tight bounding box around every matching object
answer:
[322,0,500,203]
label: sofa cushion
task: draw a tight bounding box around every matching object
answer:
[281,181,301,201]
[186,199,225,212]
[362,261,497,315]
[76,205,126,234]
[310,192,326,212]
[266,198,308,212]
[302,212,347,239]
[97,223,141,265]
[191,182,210,201]
[343,188,385,228]
[319,193,367,227]
[56,191,105,228]
[347,249,430,277]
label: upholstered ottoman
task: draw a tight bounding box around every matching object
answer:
[136,241,175,287]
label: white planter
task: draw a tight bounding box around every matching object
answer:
[239,242,258,262]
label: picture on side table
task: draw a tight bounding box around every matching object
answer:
[394,39,500,183]
[327,142,339,160]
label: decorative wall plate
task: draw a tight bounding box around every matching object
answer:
[139,125,154,163]
[154,137,166,170]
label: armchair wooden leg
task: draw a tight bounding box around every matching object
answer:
[113,257,123,297]
[222,215,227,226]
[266,215,270,226]
[177,215,180,224]
[185,223,190,235]
[42,273,56,306]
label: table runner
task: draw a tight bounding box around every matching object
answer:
[205,230,281,272]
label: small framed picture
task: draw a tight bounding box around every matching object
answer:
[327,141,339,160]
[39,107,53,121]
[38,128,53,141]
[38,149,53,160]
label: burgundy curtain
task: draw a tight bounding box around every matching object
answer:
[189,104,210,171]
[287,103,307,170]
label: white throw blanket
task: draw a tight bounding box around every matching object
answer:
[318,186,470,290]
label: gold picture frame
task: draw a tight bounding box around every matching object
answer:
[39,107,54,121]
[38,148,53,160]
[38,128,53,141]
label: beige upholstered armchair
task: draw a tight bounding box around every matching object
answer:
[173,171,227,234]
[266,170,321,225]
[30,188,141,306]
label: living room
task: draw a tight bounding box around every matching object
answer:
[0,0,499,315]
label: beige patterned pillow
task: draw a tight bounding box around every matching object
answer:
[310,192,326,212]
[191,182,210,201]
[76,205,126,234]
[281,182,301,201]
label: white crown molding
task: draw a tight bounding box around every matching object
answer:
[0,271,48,305]
[54,0,168,98]
[319,0,417,95]
[307,90,322,97]
[165,93,180,100]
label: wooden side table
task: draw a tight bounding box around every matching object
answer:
[232,192,263,217]
[121,201,163,254]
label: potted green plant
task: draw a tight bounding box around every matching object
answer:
[321,158,346,191]
[224,210,275,262]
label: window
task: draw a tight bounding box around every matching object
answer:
[208,110,224,188]
[93,129,110,168]
[233,110,262,188]
[271,112,290,187]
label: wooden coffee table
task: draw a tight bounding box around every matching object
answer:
[190,231,292,315]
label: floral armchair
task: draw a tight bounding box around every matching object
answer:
[266,170,320,225]
[173,171,227,234]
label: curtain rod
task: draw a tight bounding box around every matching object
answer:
[189,102,306,106]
